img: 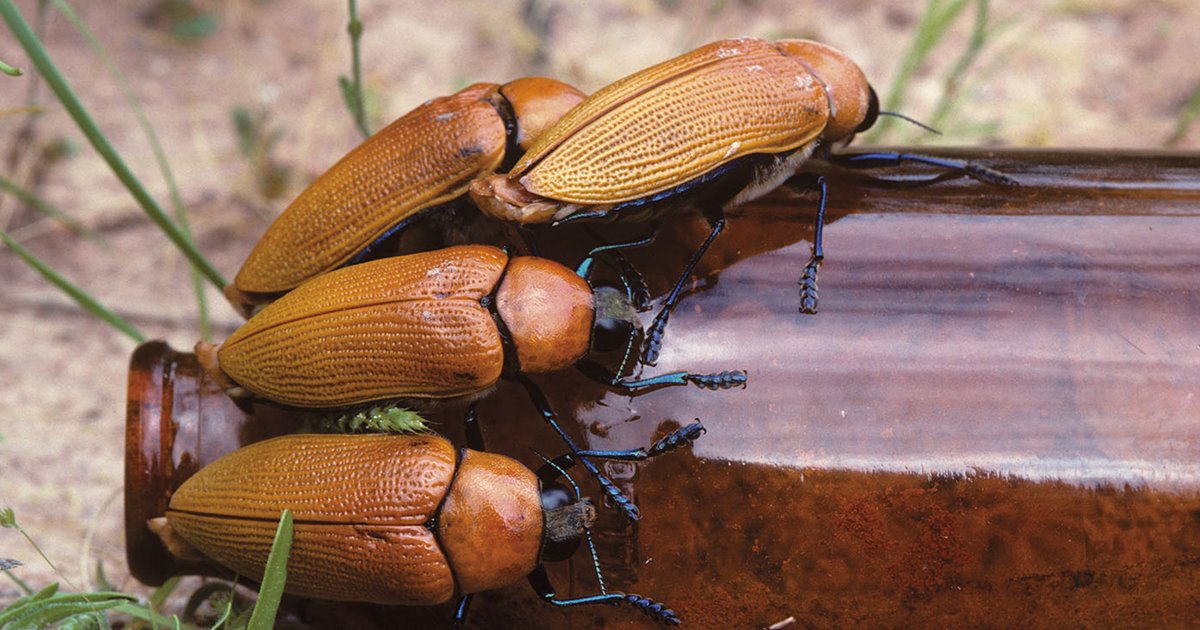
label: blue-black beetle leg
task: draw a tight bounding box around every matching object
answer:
[527,566,681,625]
[453,594,474,627]
[639,215,726,367]
[575,358,747,396]
[463,400,485,452]
[827,151,1019,186]
[514,374,641,521]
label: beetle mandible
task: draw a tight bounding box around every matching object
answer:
[224,77,585,317]
[151,424,705,625]
[197,244,744,520]
[469,37,1016,364]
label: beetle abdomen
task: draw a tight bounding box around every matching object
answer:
[515,38,828,204]
[234,83,509,296]
[219,246,508,407]
[166,434,459,604]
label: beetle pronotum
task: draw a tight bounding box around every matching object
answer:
[469,37,1016,364]
[151,421,706,625]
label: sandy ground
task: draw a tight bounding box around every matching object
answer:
[1,0,1198,608]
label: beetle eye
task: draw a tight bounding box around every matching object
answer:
[592,317,635,354]
[857,86,880,133]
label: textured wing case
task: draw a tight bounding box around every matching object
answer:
[516,38,830,204]
[220,245,508,407]
[235,83,508,294]
[166,434,458,604]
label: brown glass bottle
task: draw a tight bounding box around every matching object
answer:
[126,149,1200,628]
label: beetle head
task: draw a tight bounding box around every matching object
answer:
[775,39,873,143]
[539,482,596,562]
[591,284,642,355]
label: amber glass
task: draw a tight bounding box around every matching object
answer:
[126,149,1200,628]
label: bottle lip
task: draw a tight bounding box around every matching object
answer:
[124,341,232,584]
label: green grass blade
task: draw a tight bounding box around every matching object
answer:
[1,57,20,75]
[0,1,227,291]
[247,509,293,630]
[1,230,146,343]
[0,587,135,628]
[49,0,212,339]
[2,505,81,592]
[1166,82,1200,147]
[926,0,1007,137]
[5,567,35,595]
[92,559,114,592]
[58,610,110,629]
[150,575,182,610]
[181,580,235,622]
[865,0,972,143]
[0,172,97,239]
[339,0,370,138]
[209,577,241,630]
[112,602,196,629]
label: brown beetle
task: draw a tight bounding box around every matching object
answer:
[198,244,744,520]
[469,37,1015,364]
[224,78,585,317]
[152,426,704,624]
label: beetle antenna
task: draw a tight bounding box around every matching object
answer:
[878,110,942,135]
[533,450,609,594]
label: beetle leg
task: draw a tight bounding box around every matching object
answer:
[828,151,1019,186]
[515,374,642,521]
[640,216,726,365]
[604,248,652,310]
[796,175,827,314]
[576,358,747,395]
[574,226,658,279]
[528,566,681,625]
[463,401,485,451]
[568,421,708,464]
[453,594,474,627]
[533,422,704,482]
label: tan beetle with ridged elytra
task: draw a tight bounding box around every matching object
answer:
[470,37,1016,365]
[150,428,705,624]
[198,244,745,523]
[224,78,585,317]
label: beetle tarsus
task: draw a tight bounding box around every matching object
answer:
[646,421,706,457]
[966,163,1020,187]
[641,309,671,365]
[596,473,641,521]
[685,370,748,390]
[799,256,821,314]
[638,215,728,367]
[831,151,1019,187]
[621,593,682,626]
